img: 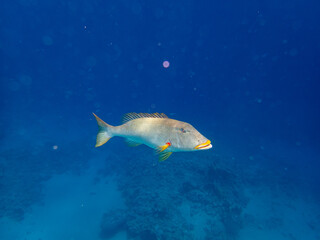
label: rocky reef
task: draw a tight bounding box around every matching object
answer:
[0,137,247,239]
[99,149,248,240]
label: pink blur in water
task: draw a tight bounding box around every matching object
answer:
[162,61,170,68]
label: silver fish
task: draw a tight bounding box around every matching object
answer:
[93,112,212,161]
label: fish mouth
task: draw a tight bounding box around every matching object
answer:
[194,140,212,150]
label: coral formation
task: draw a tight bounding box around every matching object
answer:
[99,149,248,239]
[100,209,127,239]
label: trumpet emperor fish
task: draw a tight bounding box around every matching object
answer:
[93,112,212,161]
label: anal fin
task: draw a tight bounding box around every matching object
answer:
[125,138,142,147]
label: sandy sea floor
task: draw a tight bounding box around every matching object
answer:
[0,162,319,239]
[0,160,125,240]
[0,131,319,239]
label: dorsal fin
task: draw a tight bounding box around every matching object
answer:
[122,112,168,124]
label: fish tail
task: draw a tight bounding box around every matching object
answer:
[92,113,114,147]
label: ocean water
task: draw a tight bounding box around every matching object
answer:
[1,0,320,239]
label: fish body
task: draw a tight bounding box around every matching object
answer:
[93,112,212,161]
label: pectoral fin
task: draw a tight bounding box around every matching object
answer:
[156,142,171,153]
[155,142,172,161]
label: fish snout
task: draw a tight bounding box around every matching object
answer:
[194,140,212,150]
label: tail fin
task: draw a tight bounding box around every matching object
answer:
[92,113,113,147]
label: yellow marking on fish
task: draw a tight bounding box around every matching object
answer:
[156,142,171,153]
[194,140,211,150]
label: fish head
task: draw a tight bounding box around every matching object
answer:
[171,122,212,151]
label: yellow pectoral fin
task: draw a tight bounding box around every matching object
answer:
[155,143,173,161]
[156,143,171,153]
[158,152,173,162]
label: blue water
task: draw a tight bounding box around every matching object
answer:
[1,0,320,239]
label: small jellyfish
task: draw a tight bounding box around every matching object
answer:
[162,61,170,68]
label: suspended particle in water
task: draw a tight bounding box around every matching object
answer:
[53,145,58,150]
[162,61,170,68]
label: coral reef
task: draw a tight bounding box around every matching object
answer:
[100,209,127,239]
[99,149,248,239]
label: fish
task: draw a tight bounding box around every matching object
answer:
[92,112,212,161]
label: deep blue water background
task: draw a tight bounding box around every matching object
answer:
[1,0,320,239]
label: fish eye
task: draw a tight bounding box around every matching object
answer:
[180,128,186,133]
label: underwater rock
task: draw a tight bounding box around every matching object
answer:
[100,209,127,239]
[104,149,247,240]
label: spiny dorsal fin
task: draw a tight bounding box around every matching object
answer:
[122,112,168,124]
